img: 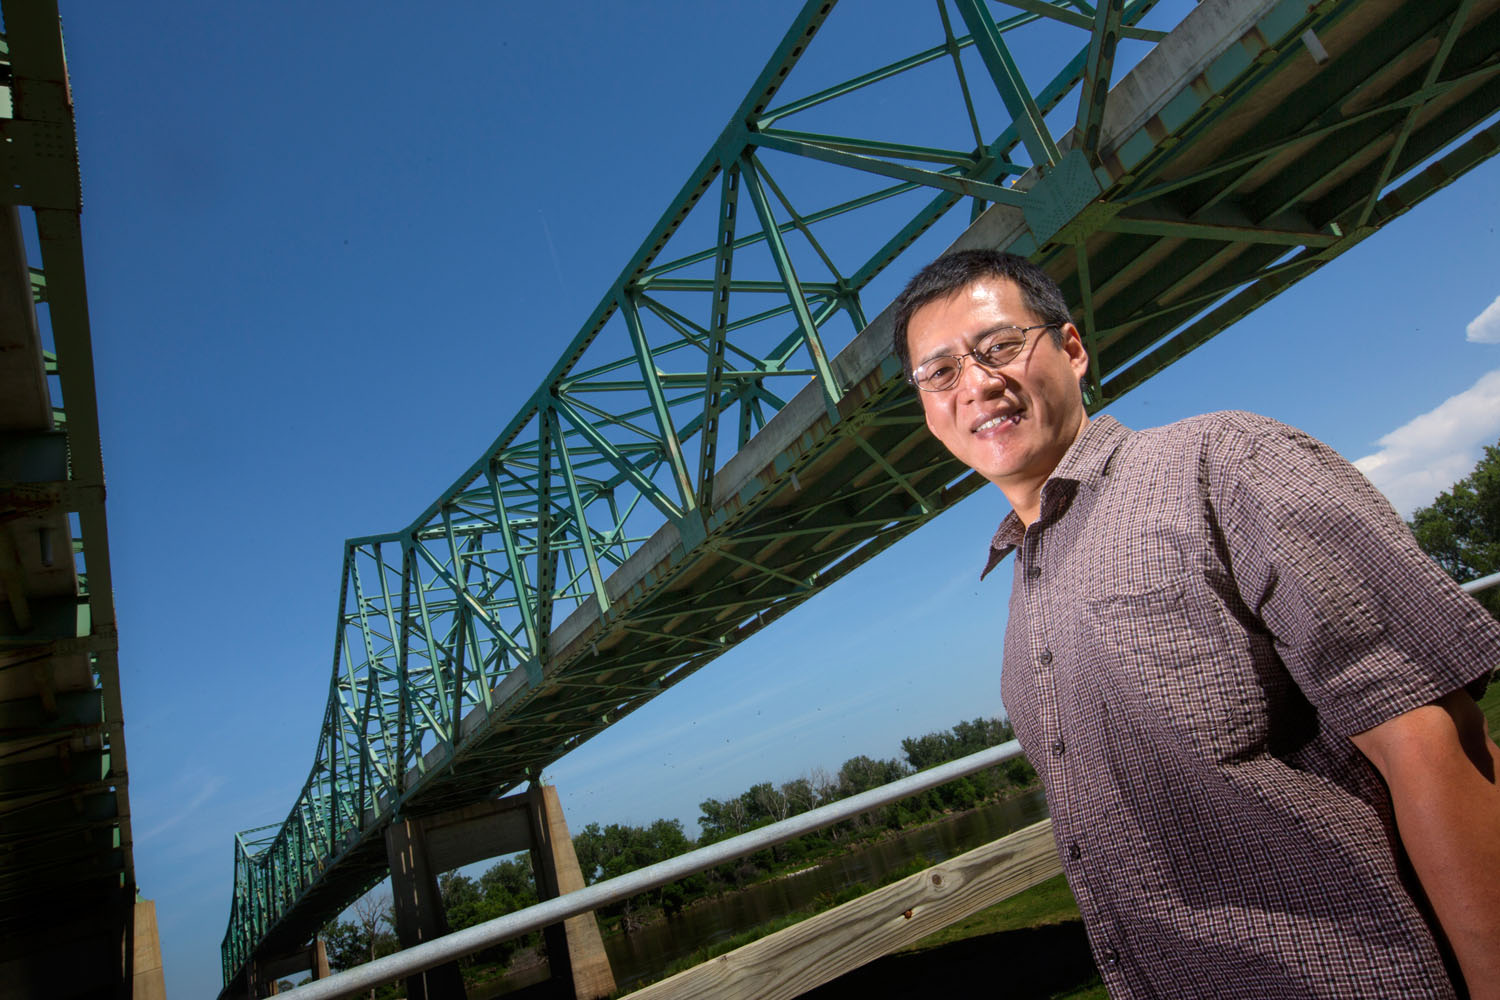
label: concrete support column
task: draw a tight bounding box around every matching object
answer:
[375,785,615,1000]
[251,937,334,997]
[386,816,469,1000]
[130,899,167,1000]
[526,784,616,1000]
[312,938,330,980]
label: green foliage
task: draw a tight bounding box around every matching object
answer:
[894,717,1034,819]
[435,859,542,967]
[1478,680,1500,743]
[901,716,1014,769]
[478,855,537,911]
[574,818,693,884]
[572,818,700,924]
[321,912,397,973]
[1409,440,1500,618]
[688,716,1036,891]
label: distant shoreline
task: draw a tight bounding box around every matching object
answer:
[602,780,1045,937]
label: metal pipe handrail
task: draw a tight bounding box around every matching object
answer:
[1462,570,1500,594]
[276,741,1026,999]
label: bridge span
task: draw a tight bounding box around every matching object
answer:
[222,0,1500,992]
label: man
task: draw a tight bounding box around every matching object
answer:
[892,249,1500,999]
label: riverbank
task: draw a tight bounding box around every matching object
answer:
[608,781,1047,939]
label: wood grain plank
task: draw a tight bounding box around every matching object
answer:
[626,819,1061,1000]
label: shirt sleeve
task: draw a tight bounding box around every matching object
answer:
[1208,412,1499,738]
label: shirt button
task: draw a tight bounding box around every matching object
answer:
[1027,565,1042,579]
[1067,842,1081,861]
[1102,946,1120,967]
[1038,649,1053,665]
[1051,739,1066,757]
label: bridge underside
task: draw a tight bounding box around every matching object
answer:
[227,0,1500,986]
[0,2,138,997]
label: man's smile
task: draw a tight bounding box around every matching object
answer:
[972,410,1022,435]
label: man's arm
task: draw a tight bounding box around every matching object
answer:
[1350,689,1500,1000]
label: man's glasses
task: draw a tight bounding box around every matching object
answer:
[909,324,1058,392]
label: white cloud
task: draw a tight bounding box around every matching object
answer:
[1468,295,1500,344]
[140,772,226,842]
[1354,367,1500,516]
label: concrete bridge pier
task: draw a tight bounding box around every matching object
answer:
[248,938,329,996]
[384,783,615,1000]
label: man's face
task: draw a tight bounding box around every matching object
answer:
[906,276,1090,499]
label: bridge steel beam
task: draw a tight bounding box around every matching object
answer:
[221,0,1500,991]
[0,1,142,996]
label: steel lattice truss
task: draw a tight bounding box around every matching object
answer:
[222,0,1500,986]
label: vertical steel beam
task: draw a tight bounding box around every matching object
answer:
[697,165,741,509]
[548,402,612,619]
[740,152,842,414]
[486,463,540,667]
[621,291,698,517]
[533,411,559,671]
[954,0,1062,169]
[1074,0,1125,164]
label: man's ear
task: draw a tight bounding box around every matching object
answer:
[1060,322,1090,379]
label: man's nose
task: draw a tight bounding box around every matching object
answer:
[959,353,1007,392]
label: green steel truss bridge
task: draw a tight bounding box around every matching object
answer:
[222,0,1500,988]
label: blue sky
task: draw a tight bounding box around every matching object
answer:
[54,2,1500,997]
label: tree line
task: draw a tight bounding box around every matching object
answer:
[320,715,1034,980]
[1409,437,1500,619]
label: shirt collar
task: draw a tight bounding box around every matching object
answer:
[979,415,1130,579]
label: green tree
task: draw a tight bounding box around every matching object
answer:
[438,872,488,933]
[902,717,1030,806]
[697,795,752,843]
[322,892,398,978]
[836,754,909,797]
[479,855,537,910]
[1409,440,1500,619]
[572,819,700,923]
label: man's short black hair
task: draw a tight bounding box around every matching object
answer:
[892,249,1072,378]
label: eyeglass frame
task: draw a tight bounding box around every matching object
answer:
[907,323,1061,392]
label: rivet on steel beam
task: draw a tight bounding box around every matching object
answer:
[1300,29,1329,65]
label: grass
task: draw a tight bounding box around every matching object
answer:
[1478,676,1500,740]
[901,873,1082,953]
[897,875,1103,999]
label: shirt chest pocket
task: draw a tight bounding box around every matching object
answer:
[1077,576,1270,766]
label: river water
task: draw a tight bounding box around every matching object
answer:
[475,787,1049,996]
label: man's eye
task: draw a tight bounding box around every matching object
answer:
[978,340,1023,363]
[923,360,957,383]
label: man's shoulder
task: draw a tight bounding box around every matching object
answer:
[1128,410,1297,453]
[1099,412,1317,487]
[1149,409,1288,436]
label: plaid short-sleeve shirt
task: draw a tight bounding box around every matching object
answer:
[988,412,1499,999]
